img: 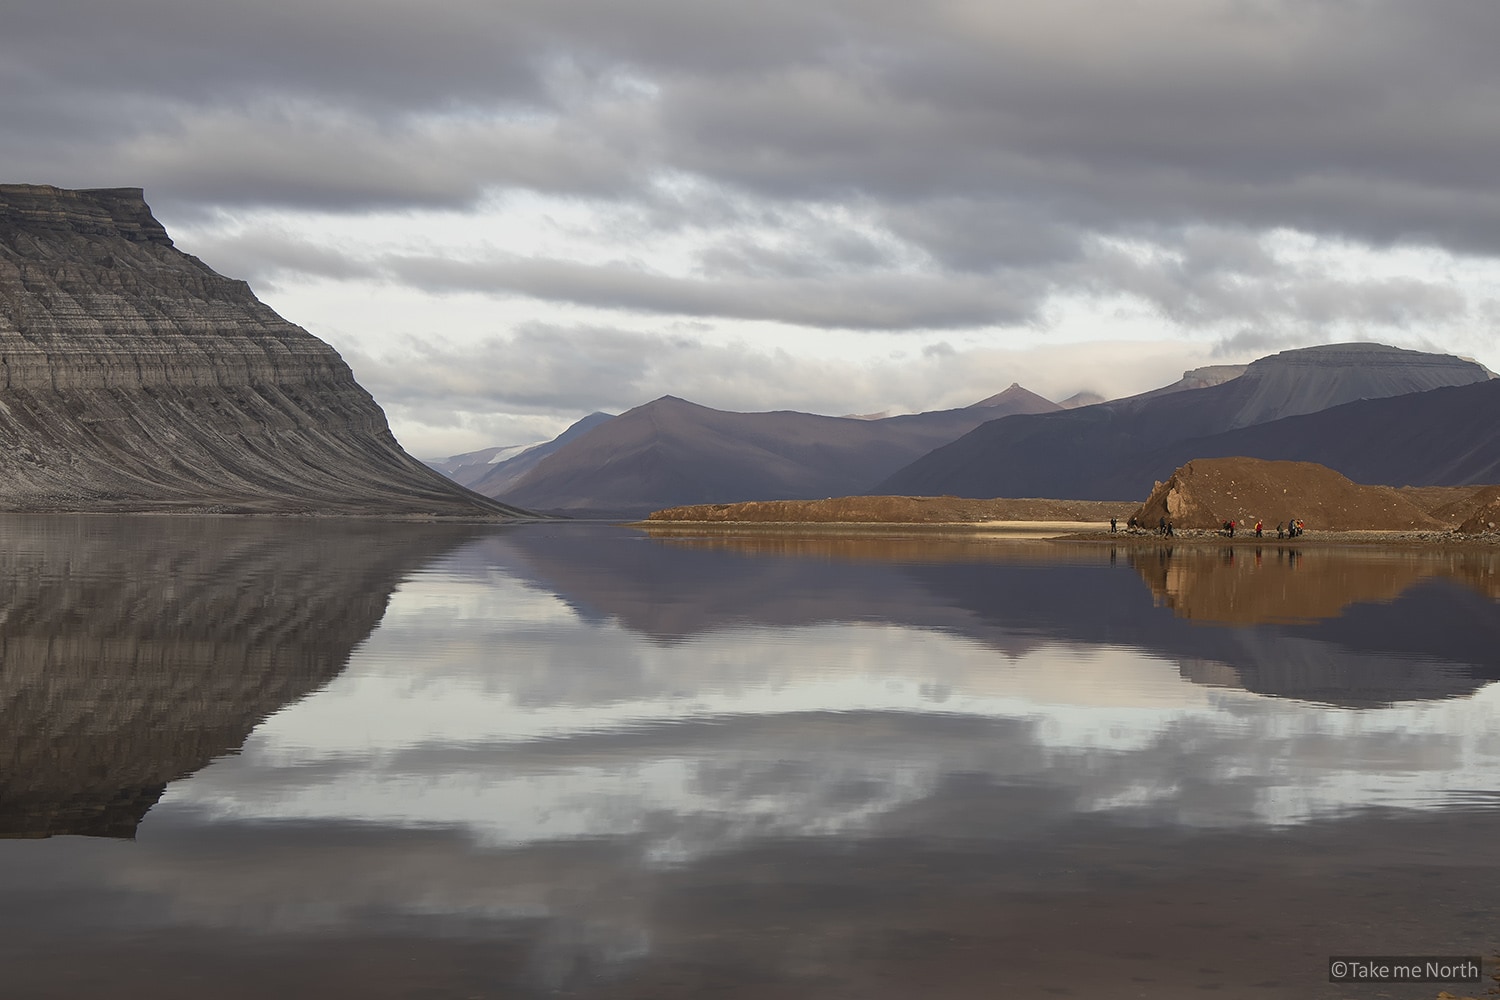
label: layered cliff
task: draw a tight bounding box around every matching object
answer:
[0,184,525,515]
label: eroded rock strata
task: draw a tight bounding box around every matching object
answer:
[0,184,523,515]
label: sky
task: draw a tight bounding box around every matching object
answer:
[5,0,1500,457]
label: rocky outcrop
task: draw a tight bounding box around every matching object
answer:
[0,515,488,838]
[1452,485,1500,534]
[0,184,526,515]
[1131,457,1446,532]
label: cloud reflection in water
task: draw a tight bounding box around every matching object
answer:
[156,563,1500,863]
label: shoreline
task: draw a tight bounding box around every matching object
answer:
[631,519,1107,539]
[634,519,1500,547]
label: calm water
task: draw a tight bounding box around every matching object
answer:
[1,517,1497,999]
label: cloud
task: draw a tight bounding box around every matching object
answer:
[10,0,1500,253]
[1079,231,1471,330]
[10,0,1500,453]
[345,324,1211,434]
[383,253,1039,329]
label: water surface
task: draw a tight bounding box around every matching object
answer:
[1,519,1496,999]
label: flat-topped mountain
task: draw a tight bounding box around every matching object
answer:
[0,184,525,515]
[875,343,1494,500]
[496,388,1066,517]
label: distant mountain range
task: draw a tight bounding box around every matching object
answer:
[491,385,1062,517]
[874,343,1495,500]
[428,412,615,493]
[1130,377,1500,489]
[430,342,1496,515]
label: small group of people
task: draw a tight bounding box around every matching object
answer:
[1110,514,1172,535]
[1224,518,1301,538]
[1111,513,1301,538]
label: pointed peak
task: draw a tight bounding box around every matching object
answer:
[968,384,1061,412]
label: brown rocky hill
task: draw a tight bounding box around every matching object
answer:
[1132,457,1450,531]
[1452,485,1500,534]
[0,184,525,515]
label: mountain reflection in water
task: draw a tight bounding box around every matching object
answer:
[0,515,488,839]
[1,521,1496,1000]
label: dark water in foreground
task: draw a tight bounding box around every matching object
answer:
[1,518,1497,999]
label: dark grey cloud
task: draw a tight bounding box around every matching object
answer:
[9,0,1498,401]
[8,0,1500,251]
[384,253,1038,329]
[185,229,381,285]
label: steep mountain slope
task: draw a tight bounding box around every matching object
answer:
[875,343,1493,501]
[467,411,615,497]
[427,444,537,486]
[0,184,524,515]
[967,383,1064,413]
[1131,378,1500,491]
[498,389,1061,516]
[428,413,615,491]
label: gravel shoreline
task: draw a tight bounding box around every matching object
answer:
[1055,526,1500,547]
[636,519,1500,547]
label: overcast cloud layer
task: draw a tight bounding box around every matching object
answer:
[5,0,1499,454]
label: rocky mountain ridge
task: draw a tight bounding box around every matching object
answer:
[494,388,1070,516]
[0,184,525,515]
[875,343,1494,500]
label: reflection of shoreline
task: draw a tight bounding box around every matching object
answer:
[479,525,1500,707]
[1130,544,1427,624]
[0,515,491,839]
[640,525,1500,624]
[640,518,1500,546]
[1060,529,1500,547]
[638,520,1103,541]
[1125,542,1500,622]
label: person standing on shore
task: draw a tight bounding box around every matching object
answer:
[1254,520,1263,538]
[1111,516,1117,533]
